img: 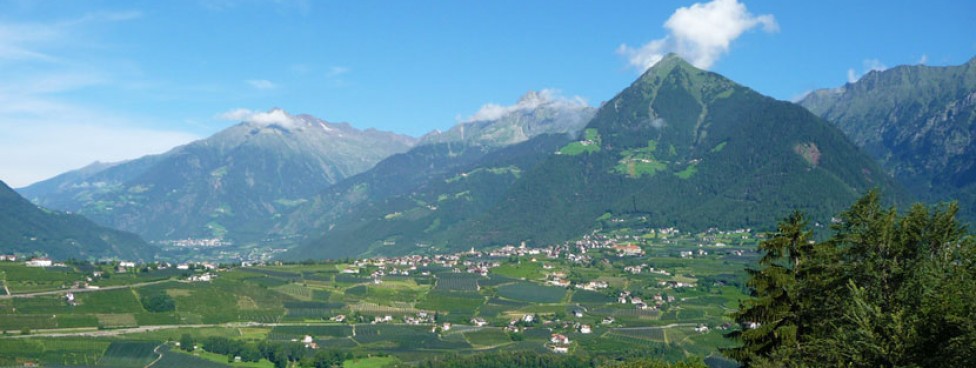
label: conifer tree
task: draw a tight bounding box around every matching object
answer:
[723,210,811,365]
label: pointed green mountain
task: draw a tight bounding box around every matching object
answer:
[447,54,902,249]
[800,57,976,219]
[0,180,155,260]
[284,55,902,259]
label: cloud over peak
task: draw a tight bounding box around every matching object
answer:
[618,0,777,71]
[847,59,887,83]
[464,89,589,122]
[218,108,297,128]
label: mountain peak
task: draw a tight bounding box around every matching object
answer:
[645,53,697,76]
[418,90,595,147]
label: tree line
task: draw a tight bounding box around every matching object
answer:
[725,191,976,367]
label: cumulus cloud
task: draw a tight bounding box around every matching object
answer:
[218,108,297,127]
[618,0,777,71]
[246,79,276,89]
[847,58,888,83]
[463,89,589,122]
[918,54,928,65]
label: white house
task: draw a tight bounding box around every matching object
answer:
[580,325,592,334]
[550,333,570,344]
[26,257,52,267]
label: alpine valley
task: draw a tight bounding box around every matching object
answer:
[283,55,903,260]
[19,113,416,259]
[26,53,976,266]
[4,53,976,368]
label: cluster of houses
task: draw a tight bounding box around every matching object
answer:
[623,264,671,276]
[160,237,232,248]
[0,254,19,262]
[618,291,676,310]
[679,249,709,258]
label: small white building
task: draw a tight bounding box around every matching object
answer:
[580,325,592,334]
[26,257,52,267]
[550,333,570,344]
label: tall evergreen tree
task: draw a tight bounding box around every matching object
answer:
[723,211,811,365]
[727,191,976,367]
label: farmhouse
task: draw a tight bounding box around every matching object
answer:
[613,243,643,256]
[26,257,52,267]
[550,333,570,344]
[470,318,488,327]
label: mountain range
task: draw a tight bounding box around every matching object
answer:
[19,112,416,245]
[284,55,900,259]
[800,57,976,218]
[15,54,976,261]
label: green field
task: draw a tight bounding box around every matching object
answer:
[0,225,757,366]
[496,282,566,303]
[96,341,160,367]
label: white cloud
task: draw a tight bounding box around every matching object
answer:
[847,68,859,83]
[217,108,297,127]
[246,79,276,89]
[918,54,928,65]
[847,58,888,83]
[618,0,777,71]
[464,89,589,122]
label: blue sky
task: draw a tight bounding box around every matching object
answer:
[1,0,973,187]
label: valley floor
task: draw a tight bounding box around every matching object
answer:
[0,222,753,367]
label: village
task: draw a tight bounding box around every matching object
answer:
[0,222,757,360]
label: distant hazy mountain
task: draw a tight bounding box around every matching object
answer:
[19,110,416,244]
[0,180,154,260]
[419,90,595,148]
[800,57,976,218]
[285,56,898,259]
[278,94,595,259]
